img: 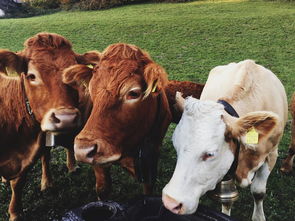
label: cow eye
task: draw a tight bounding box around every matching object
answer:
[26,73,36,81]
[126,88,142,100]
[201,152,216,161]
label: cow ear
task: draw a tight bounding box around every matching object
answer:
[63,64,93,90]
[76,51,101,66]
[227,111,279,150]
[143,63,168,97]
[0,50,26,75]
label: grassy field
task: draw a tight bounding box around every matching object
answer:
[1,0,295,220]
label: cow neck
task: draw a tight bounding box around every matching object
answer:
[217,99,241,180]
[134,92,162,185]
[20,77,36,123]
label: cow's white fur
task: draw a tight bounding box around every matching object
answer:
[250,161,270,221]
[162,98,234,214]
[163,60,288,220]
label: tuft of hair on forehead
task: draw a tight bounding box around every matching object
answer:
[101,43,151,63]
[24,32,72,50]
[184,97,224,117]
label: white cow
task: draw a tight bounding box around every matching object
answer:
[162,60,288,221]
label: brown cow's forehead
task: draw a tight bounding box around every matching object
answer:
[27,50,77,74]
[91,60,145,94]
[22,32,77,74]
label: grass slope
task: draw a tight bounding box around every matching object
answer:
[0,0,295,220]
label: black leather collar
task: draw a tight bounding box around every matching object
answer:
[218,100,239,118]
[21,77,36,121]
[218,99,240,180]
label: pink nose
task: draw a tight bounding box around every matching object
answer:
[162,194,183,214]
[50,109,79,129]
[74,144,97,164]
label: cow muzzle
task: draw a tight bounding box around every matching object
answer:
[41,108,80,132]
[162,184,199,215]
[162,193,184,214]
[74,138,121,165]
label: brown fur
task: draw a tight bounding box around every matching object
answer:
[75,51,101,66]
[229,111,279,139]
[165,80,204,123]
[70,43,172,197]
[0,32,99,221]
[281,93,295,173]
[0,50,25,75]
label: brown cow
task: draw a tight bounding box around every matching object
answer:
[63,44,205,197]
[0,32,99,221]
[63,58,204,196]
[165,80,204,123]
[63,43,173,197]
[281,92,295,173]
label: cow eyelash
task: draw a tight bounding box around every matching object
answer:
[26,73,36,81]
[201,152,216,161]
[126,89,142,100]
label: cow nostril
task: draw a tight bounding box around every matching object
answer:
[86,144,98,159]
[163,194,183,214]
[173,203,183,214]
[51,112,61,124]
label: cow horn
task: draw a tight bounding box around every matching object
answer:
[174,91,185,113]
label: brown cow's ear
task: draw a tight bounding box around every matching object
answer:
[143,63,168,97]
[76,51,101,66]
[0,50,26,75]
[63,64,93,90]
[227,111,279,150]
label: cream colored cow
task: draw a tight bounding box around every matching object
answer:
[162,60,288,221]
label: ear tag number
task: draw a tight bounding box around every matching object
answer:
[246,127,259,144]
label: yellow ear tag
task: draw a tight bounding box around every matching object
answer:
[151,80,158,93]
[245,127,259,144]
[87,64,94,69]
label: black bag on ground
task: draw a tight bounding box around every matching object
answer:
[61,196,237,221]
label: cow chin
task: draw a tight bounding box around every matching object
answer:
[93,154,122,165]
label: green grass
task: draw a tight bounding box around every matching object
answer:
[1,0,295,220]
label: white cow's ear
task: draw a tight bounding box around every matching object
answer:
[229,111,279,150]
[174,91,185,113]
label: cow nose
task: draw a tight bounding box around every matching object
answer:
[50,109,79,129]
[74,144,98,164]
[162,194,183,214]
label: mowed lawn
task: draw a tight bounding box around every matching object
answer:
[1,0,295,220]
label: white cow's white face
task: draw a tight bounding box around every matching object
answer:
[162,97,234,214]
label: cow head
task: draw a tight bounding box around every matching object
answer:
[0,32,100,133]
[162,94,279,214]
[63,43,171,165]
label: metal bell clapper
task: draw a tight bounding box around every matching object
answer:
[208,178,239,216]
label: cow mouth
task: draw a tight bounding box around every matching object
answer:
[93,154,122,165]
